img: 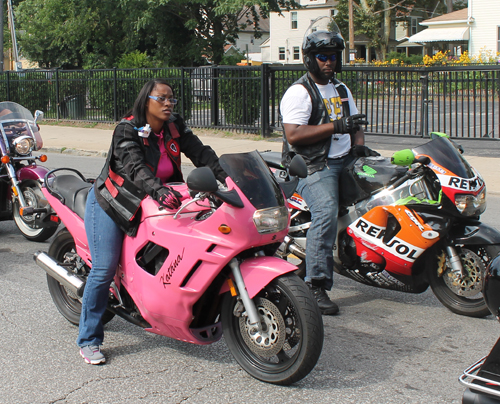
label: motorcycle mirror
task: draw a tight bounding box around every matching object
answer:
[289,155,308,178]
[186,167,218,193]
[391,149,415,166]
[34,110,44,123]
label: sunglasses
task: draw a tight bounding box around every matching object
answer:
[315,53,337,62]
[149,95,178,105]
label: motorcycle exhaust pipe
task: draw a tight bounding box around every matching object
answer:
[283,235,306,259]
[34,251,86,297]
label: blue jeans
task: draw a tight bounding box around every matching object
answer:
[297,156,352,291]
[77,186,124,347]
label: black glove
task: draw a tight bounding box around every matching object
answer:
[351,145,381,157]
[332,114,369,135]
[156,186,182,210]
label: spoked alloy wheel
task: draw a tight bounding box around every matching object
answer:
[13,180,58,242]
[221,273,323,385]
[46,229,115,325]
[429,245,500,318]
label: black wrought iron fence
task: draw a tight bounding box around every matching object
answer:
[0,64,498,139]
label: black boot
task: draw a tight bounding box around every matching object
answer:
[306,282,339,315]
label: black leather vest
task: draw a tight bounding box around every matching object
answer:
[282,73,351,175]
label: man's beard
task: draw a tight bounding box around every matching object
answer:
[317,68,335,82]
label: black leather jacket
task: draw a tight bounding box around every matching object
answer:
[94,113,226,236]
[282,73,351,175]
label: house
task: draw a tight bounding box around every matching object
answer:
[262,0,423,64]
[407,1,500,58]
[233,13,270,56]
[263,0,338,65]
[468,0,500,56]
[407,8,471,56]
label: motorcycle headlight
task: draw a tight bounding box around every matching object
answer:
[455,187,487,217]
[253,206,289,234]
[13,136,34,155]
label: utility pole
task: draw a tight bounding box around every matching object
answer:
[348,0,356,62]
[0,0,3,72]
[7,0,21,71]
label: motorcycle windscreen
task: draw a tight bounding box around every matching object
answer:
[413,136,474,179]
[219,151,285,210]
[0,101,43,150]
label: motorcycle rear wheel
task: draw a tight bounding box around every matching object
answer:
[13,180,58,242]
[429,245,500,318]
[221,273,323,385]
[47,229,115,326]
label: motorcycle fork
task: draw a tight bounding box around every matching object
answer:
[228,258,263,332]
[445,244,467,278]
[5,163,27,209]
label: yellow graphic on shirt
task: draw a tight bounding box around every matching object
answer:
[323,96,342,121]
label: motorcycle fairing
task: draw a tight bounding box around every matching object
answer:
[347,205,440,276]
[288,192,308,211]
[413,136,485,201]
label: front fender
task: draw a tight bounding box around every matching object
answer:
[220,256,298,298]
[452,222,500,245]
[16,164,50,182]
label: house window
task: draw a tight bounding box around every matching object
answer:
[293,46,300,60]
[279,47,286,61]
[498,27,500,52]
[411,18,419,35]
[291,12,298,30]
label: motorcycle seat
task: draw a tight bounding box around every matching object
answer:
[51,175,92,220]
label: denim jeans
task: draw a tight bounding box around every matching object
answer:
[77,186,124,347]
[297,156,353,291]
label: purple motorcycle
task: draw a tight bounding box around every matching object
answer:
[0,101,59,241]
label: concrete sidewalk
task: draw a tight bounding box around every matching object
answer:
[39,124,500,195]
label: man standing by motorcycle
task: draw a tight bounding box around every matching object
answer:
[280,19,379,315]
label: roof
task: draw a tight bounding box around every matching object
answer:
[237,6,270,33]
[421,8,468,25]
[408,26,469,43]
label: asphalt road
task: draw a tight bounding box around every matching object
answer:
[1,153,500,404]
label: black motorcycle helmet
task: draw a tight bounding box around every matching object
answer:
[483,253,500,320]
[302,17,345,75]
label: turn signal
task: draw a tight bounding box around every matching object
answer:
[39,154,48,162]
[1,156,10,164]
[218,225,231,234]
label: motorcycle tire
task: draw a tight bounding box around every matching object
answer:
[46,229,115,326]
[12,180,58,242]
[429,244,500,318]
[221,273,323,385]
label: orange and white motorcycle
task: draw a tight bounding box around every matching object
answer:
[262,133,500,318]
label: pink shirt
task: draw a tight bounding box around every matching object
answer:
[155,130,175,183]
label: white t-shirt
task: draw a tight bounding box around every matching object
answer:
[280,82,359,159]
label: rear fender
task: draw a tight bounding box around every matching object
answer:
[220,256,298,298]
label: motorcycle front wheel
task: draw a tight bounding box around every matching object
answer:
[12,180,58,242]
[221,273,323,385]
[47,229,115,325]
[429,244,500,318]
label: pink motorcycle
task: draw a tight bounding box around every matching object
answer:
[34,151,323,385]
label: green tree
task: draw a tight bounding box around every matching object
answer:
[15,0,299,68]
[15,0,144,68]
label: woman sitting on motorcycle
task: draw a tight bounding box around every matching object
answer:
[78,78,227,365]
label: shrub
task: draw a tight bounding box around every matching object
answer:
[219,68,261,125]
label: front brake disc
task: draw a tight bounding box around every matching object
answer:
[239,297,286,358]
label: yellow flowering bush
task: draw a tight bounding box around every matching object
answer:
[352,49,499,66]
